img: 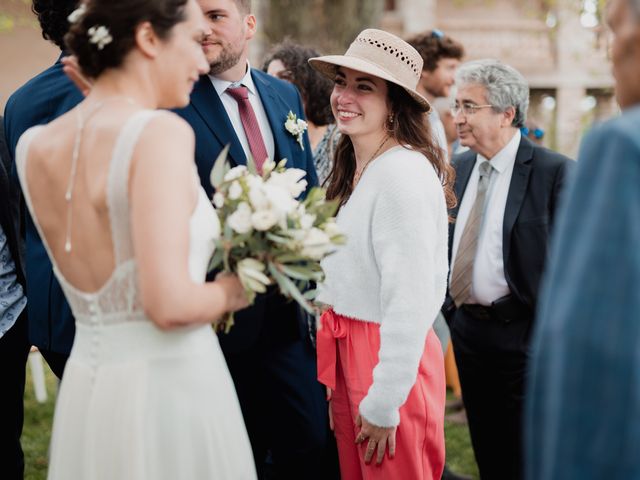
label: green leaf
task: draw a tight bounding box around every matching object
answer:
[246,154,258,175]
[278,263,321,281]
[207,247,224,273]
[303,289,319,300]
[266,233,292,244]
[210,144,231,189]
[268,263,315,314]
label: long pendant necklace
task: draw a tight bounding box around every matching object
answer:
[352,135,390,188]
[64,96,138,253]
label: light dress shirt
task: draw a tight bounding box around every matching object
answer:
[208,62,275,163]
[450,130,521,306]
[0,224,27,338]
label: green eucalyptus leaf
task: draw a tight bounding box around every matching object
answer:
[207,248,224,273]
[268,263,315,314]
[246,154,258,175]
[278,263,319,281]
[210,144,231,189]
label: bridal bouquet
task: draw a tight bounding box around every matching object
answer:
[209,147,345,332]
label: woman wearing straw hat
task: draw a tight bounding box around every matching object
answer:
[311,29,455,479]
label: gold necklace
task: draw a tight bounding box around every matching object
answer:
[353,136,389,188]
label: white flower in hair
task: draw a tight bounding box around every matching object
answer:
[67,4,87,24]
[88,25,113,50]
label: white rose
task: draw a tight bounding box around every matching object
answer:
[237,258,271,293]
[213,192,225,208]
[323,220,341,237]
[228,180,243,200]
[224,165,247,181]
[268,168,308,197]
[248,187,269,211]
[262,159,276,176]
[301,227,332,260]
[262,184,297,217]
[296,118,308,132]
[251,209,279,231]
[285,117,297,133]
[227,202,253,234]
[300,213,316,230]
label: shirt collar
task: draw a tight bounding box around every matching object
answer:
[208,61,257,97]
[477,129,521,174]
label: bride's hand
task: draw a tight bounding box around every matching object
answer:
[215,272,250,312]
[62,55,93,97]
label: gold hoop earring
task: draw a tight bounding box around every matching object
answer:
[386,113,395,132]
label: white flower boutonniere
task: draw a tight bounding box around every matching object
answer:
[284,111,308,150]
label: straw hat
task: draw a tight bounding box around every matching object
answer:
[309,29,431,113]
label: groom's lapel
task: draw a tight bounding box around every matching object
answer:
[252,70,294,165]
[190,76,246,167]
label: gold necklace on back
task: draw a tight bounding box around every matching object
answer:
[64,96,138,253]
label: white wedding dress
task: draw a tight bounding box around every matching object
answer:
[16,110,256,479]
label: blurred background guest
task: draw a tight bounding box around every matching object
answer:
[0,115,29,480]
[526,0,640,478]
[521,118,545,146]
[263,40,339,185]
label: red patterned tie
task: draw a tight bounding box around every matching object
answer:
[226,86,269,173]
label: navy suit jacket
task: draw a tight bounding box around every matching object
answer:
[526,107,640,480]
[3,54,83,354]
[445,135,573,317]
[176,69,318,351]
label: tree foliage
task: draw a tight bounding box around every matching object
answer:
[262,0,385,54]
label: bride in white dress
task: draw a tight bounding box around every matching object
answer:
[15,0,256,478]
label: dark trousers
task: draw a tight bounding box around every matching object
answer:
[450,305,532,480]
[0,312,30,480]
[222,333,339,480]
[38,348,68,379]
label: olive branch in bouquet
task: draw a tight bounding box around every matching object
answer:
[208,147,345,333]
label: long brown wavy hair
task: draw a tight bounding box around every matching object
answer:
[325,82,457,215]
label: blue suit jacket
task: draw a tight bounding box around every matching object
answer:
[526,107,640,479]
[176,69,318,351]
[3,55,83,354]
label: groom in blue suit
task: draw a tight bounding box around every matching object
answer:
[177,1,334,478]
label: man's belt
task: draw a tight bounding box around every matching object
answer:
[461,295,532,324]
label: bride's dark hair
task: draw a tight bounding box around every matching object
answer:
[65,0,189,78]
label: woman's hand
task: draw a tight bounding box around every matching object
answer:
[355,413,397,465]
[327,388,334,431]
[61,55,92,96]
[214,272,250,312]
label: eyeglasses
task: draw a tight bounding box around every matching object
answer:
[450,103,495,117]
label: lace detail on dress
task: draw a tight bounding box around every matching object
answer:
[15,111,161,326]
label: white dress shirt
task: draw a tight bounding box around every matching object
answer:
[450,130,521,306]
[208,62,275,162]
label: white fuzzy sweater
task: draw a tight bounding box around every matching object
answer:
[317,146,449,427]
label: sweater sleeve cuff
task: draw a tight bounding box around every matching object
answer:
[358,395,400,428]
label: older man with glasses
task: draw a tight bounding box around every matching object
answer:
[441,59,573,480]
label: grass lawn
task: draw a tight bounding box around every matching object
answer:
[23,360,479,479]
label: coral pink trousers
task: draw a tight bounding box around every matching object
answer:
[317,309,446,480]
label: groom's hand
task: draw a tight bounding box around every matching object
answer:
[62,55,93,97]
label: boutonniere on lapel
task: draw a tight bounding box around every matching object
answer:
[284,111,308,150]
